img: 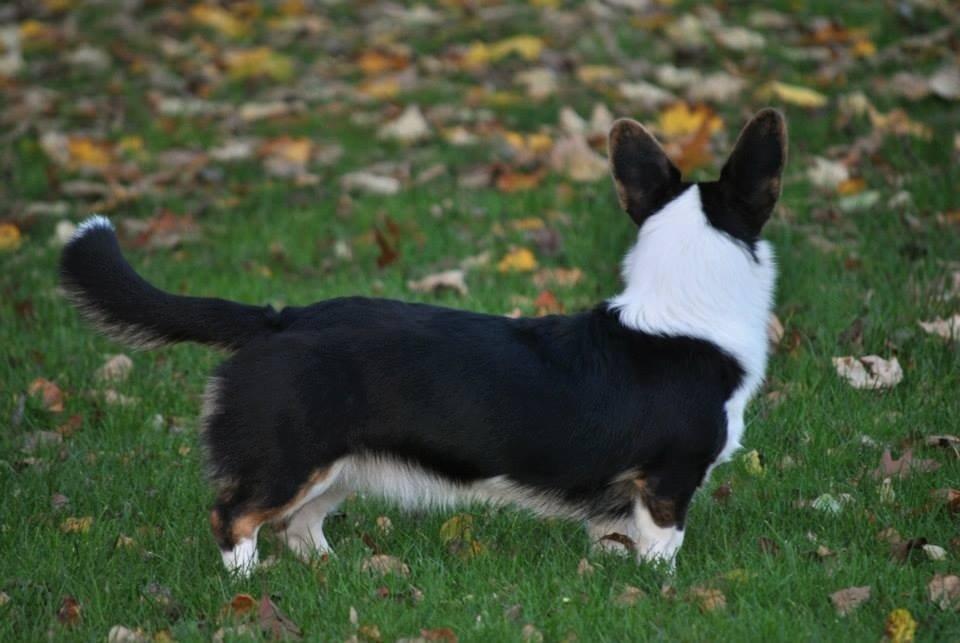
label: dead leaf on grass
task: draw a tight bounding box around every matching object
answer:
[689,586,726,613]
[871,449,940,479]
[29,378,64,413]
[60,516,93,534]
[258,594,303,640]
[107,625,149,643]
[407,270,467,296]
[56,596,81,626]
[95,354,133,382]
[928,574,960,611]
[884,608,917,643]
[613,585,646,607]
[361,554,410,577]
[832,355,903,389]
[378,105,431,144]
[830,586,871,616]
[918,315,960,341]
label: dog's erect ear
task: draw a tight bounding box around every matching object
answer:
[608,119,682,226]
[718,108,787,233]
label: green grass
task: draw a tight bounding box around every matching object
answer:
[2,1,959,640]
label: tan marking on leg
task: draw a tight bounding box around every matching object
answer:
[228,467,331,542]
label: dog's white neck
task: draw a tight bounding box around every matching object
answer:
[609,185,776,390]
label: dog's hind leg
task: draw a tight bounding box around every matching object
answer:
[279,485,349,561]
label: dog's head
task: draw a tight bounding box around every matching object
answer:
[608,108,787,252]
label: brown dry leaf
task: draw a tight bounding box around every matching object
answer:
[418,627,458,642]
[890,537,928,563]
[357,49,410,75]
[258,594,303,640]
[830,586,871,616]
[56,414,83,437]
[928,574,960,611]
[497,248,537,273]
[767,314,785,346]
[871,449,940,480]
[549,135,607,182]
[689,586,726,613]
[361,554,410,577]
[495,167,546,192]
[534,290,563,316]
[127,211,200,250]
[67,136,114,171]
[226,593,257,618]
[832,355,903,389]
[918,315,960,341]
[373,226,399,269]
[378,105,431,144]
[532,268,583,289]
[613,585,646,607]
[668,118,714,174]
[29,378,64,413]
[95,354,133,382]
[658,103,722,139]
[407,270,468,296]
[932,488,960,513]
[57,596,81,626]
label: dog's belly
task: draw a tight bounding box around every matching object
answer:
[337,454,591,520]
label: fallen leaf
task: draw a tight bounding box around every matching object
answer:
[439,514,485,559]
[619,81,676,109]
[495,167,546,192]
[497,248,537,273]
[0,222,22,251]
[521,624,543,642]
[932,488,960,513]
[107,625,149,643]
[29,378,64,413]
[373,226,399,269]
[830,586,871,616]
[688,586,726,613]
[224,47,293,81]
[871,449,940,479]
[532,268,583,289]
[95,354,133,382]
[418,627,458,642]
[884,608,917,643]
[741,449,764,476]
[890,537,928,563]
[923,544,947,561]
[258,594,303,640]
[341,171,401,195]
[226,593,257,618]
[462,35,544,68]
[549,135,607,182]
[378,105,431,144]
[57,596,81,626]
[832,355,903,389]
[376,516,393,534]
[407,270,467,296]
[534,290,563,316]
[758,81,828,108]
[768,314,785,345]
[713,26,765,51]
[918,315,960,341]
[361,554,410,577]
[613,585,646,607]
[658,102,722,138]
[929,65,960,101]
[357,48,410,75]
[928,574,960,611]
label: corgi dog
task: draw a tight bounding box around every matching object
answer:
[60,109,786,575]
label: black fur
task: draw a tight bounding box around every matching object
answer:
[60,229,743,546]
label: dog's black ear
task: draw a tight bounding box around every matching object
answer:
[718,108,787,233]
[608,118,682,226]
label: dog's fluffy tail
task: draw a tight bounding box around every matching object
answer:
[59,216,283,351]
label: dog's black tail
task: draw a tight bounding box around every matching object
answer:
[59,216,283,351]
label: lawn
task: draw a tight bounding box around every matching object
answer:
[2,0,959,640]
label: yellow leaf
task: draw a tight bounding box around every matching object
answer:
[0,223,22,252]
[189,4,248,38]
[885,608,917,643]
[837,177,866,195]
[19,20,58,46]
[658,103,723,138]
[42,0,74,11]
[498,247,538,273]
[60,516,93,534]
[259,136,312,164]
[852,39,876,58]
[758,81,828,108]
[741,449,765,476]
[464,35,544,68]
[356,49,410,75]
[503,131,553,155]
[357,77,401,100]
[225,47,293,81]
[68,137,113,169]
[511,217,545,231]
[576,65,622,85]
[439,514,474,544]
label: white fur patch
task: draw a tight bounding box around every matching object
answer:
[609,185,776,465]
[338,454,588,519]
[222,533,259,576]
[70,214,113,242]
